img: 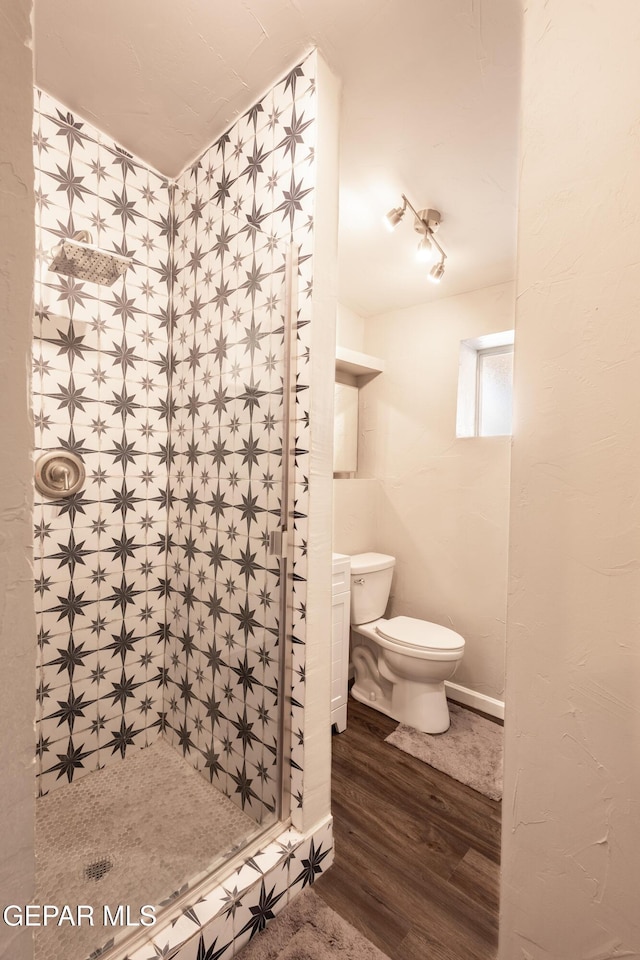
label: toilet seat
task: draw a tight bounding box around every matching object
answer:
[375,616,465,657]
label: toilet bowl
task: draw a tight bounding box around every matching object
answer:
[349,553,465,734]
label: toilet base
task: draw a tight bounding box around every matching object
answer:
[351,676,451,734]
[351,678,394,720]
[350,626,459,735]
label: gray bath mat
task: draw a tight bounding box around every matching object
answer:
[237,888,391,960]
[385,703,503,800]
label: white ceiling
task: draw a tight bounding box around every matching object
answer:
[34,0,522,317]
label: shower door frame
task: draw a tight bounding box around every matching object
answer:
[272,241,299,829]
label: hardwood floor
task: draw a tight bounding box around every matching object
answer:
[314,699,502,960]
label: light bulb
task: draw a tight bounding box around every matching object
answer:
[416,235,436,264]
[428,261,445,284]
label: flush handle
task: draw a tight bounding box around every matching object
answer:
[353,577,365,585]
[35,450,85,499]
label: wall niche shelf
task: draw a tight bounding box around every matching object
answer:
[335,345,384,385]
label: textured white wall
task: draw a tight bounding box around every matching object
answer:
[361,282,515,700]
[336,302,366,353]
[500,1,640,954]
[332,478,377,556]
[0,1,36,958]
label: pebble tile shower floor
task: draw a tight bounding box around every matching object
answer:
[35,738,258,960]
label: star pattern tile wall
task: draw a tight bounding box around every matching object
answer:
[165,58,316,825]
[33,89,172,796]
[32,52,316,817]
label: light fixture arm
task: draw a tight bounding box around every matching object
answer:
[427,229,446,264]
[401,193,447,263]
[400,193,421,223]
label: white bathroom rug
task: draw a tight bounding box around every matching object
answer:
[384,703,503,801]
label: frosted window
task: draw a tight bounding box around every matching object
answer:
[478,346,513,436]
[333,382,358,473]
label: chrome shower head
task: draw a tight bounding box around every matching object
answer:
[48,231,131,286]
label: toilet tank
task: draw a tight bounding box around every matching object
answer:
[350,553,395,625]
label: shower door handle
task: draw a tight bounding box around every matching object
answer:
[268,528,289,559]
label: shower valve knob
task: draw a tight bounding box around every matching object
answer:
[35,450,85,499]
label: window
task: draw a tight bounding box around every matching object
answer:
[456,331,514,437]
[477,344,514,436]
[333,381,359,475]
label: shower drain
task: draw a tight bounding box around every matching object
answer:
[84,857,113,882]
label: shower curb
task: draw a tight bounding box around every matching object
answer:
[118,817,334,960]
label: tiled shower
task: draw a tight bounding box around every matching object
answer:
[33,89,172,797]
[31,51,325,960]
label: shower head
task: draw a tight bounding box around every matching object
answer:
[48,231,131,286]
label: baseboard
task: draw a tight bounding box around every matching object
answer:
[445,681,505,720]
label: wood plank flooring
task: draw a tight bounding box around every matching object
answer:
[314,699,502,960]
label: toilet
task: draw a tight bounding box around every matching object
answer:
[349,552,465,734]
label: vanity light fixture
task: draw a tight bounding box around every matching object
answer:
[384,193,447,281]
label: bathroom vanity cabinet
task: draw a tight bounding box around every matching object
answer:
[331,553,351,733]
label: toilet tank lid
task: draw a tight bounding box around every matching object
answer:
[350,552,395,574]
